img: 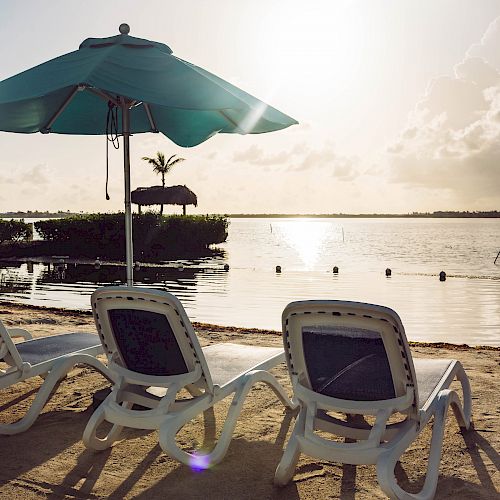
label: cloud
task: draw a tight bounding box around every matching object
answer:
[24,164,49,185]
[0,164,49,189]
[232,142,361,180]
[0,174,15,185]
[294,147,336,171]
[387,17,500,207]
[232,144,296,165]
[467,16,500,70]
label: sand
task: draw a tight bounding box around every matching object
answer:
[0,301,498,499]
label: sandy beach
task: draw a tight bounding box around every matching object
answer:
[0,301,498,499]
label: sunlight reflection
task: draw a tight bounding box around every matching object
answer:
[189,453,211,471]
[277,220,329,270]
[238,101,268,133]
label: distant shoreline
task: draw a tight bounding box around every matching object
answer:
[225,211,500,218]
[1,210,499,219]
[0,212,77,218]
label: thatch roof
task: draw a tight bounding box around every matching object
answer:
[131,185,198,206]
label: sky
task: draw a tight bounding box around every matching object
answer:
[0,0,499,215]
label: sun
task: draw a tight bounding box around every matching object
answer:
[254,2,366,96]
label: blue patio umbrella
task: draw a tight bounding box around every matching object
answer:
[0,24,297,285]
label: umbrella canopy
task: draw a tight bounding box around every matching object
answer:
[0,25,296,143]
[131,185,197,207]
[0,24,297,284]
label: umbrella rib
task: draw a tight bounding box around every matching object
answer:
[41,85,84,133]
[143,103,159,132]
[87,87,121,107]
[219,110,240,129]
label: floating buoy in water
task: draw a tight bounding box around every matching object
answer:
[224,264,230,271]
[177,264,184,271]
[333,266,339,274]
[439,271,446,281]
[94,257,101,270]
[134,261,141,271]
[385,268,392,277]
[276,265,282,273]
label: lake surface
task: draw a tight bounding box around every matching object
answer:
[1,217,499,346]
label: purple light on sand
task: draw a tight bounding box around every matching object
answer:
[190,453,210,471]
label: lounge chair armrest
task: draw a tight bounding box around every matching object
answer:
[6,328,32,341]
[109,359,202,389]
[20,361,33,376]
[294,382,414,415]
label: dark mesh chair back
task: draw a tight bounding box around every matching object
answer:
[108,308,188,376]
[302,325,395,401]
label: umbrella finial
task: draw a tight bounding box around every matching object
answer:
[119,23,130,35]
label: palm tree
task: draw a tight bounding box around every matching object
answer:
[141,152,185,214]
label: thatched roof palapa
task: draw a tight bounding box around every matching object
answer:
[131,185,198,207]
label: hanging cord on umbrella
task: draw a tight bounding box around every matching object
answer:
[105,100,120,200]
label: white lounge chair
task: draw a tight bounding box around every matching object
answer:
[83,286,296,468]
[0,321,108,435]
[274,300,472,500]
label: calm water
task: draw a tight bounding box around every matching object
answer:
[1,217,499,346]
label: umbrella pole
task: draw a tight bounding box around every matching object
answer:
[122,101,134,286]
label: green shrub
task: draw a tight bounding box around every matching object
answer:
[34,213,228,260]
[0,219,32,243]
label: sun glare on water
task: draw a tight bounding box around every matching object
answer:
[277,219,330,270]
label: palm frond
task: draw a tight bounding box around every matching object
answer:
[157,151,166,166]
[142,156,160,167]
[142,152,186,177]
[169,157,186,167]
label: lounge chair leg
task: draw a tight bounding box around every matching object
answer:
[159,374,257,468]
[158,398,241,469]
[377,389,463,500]
[83,399,133,450]
[0,354,112,436]
[158,369,296,469]
[451,362,472,429]
[274,406,306,486]
[0,361,64,435]
[259,371,298,411]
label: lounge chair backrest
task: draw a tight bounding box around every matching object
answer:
[91,286,213,391]
[282,300,418,416]
[0,321,26,372]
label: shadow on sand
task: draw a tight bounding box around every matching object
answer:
[1,397,498,499]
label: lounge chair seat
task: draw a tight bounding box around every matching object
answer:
[413,358,455,408]
[204,343,284,387]
[274,300,472,500]
[12,333,102,367]
[0,325,110,435]
[83,286,296,468]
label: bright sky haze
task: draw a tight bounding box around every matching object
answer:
[1,0,499,214]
